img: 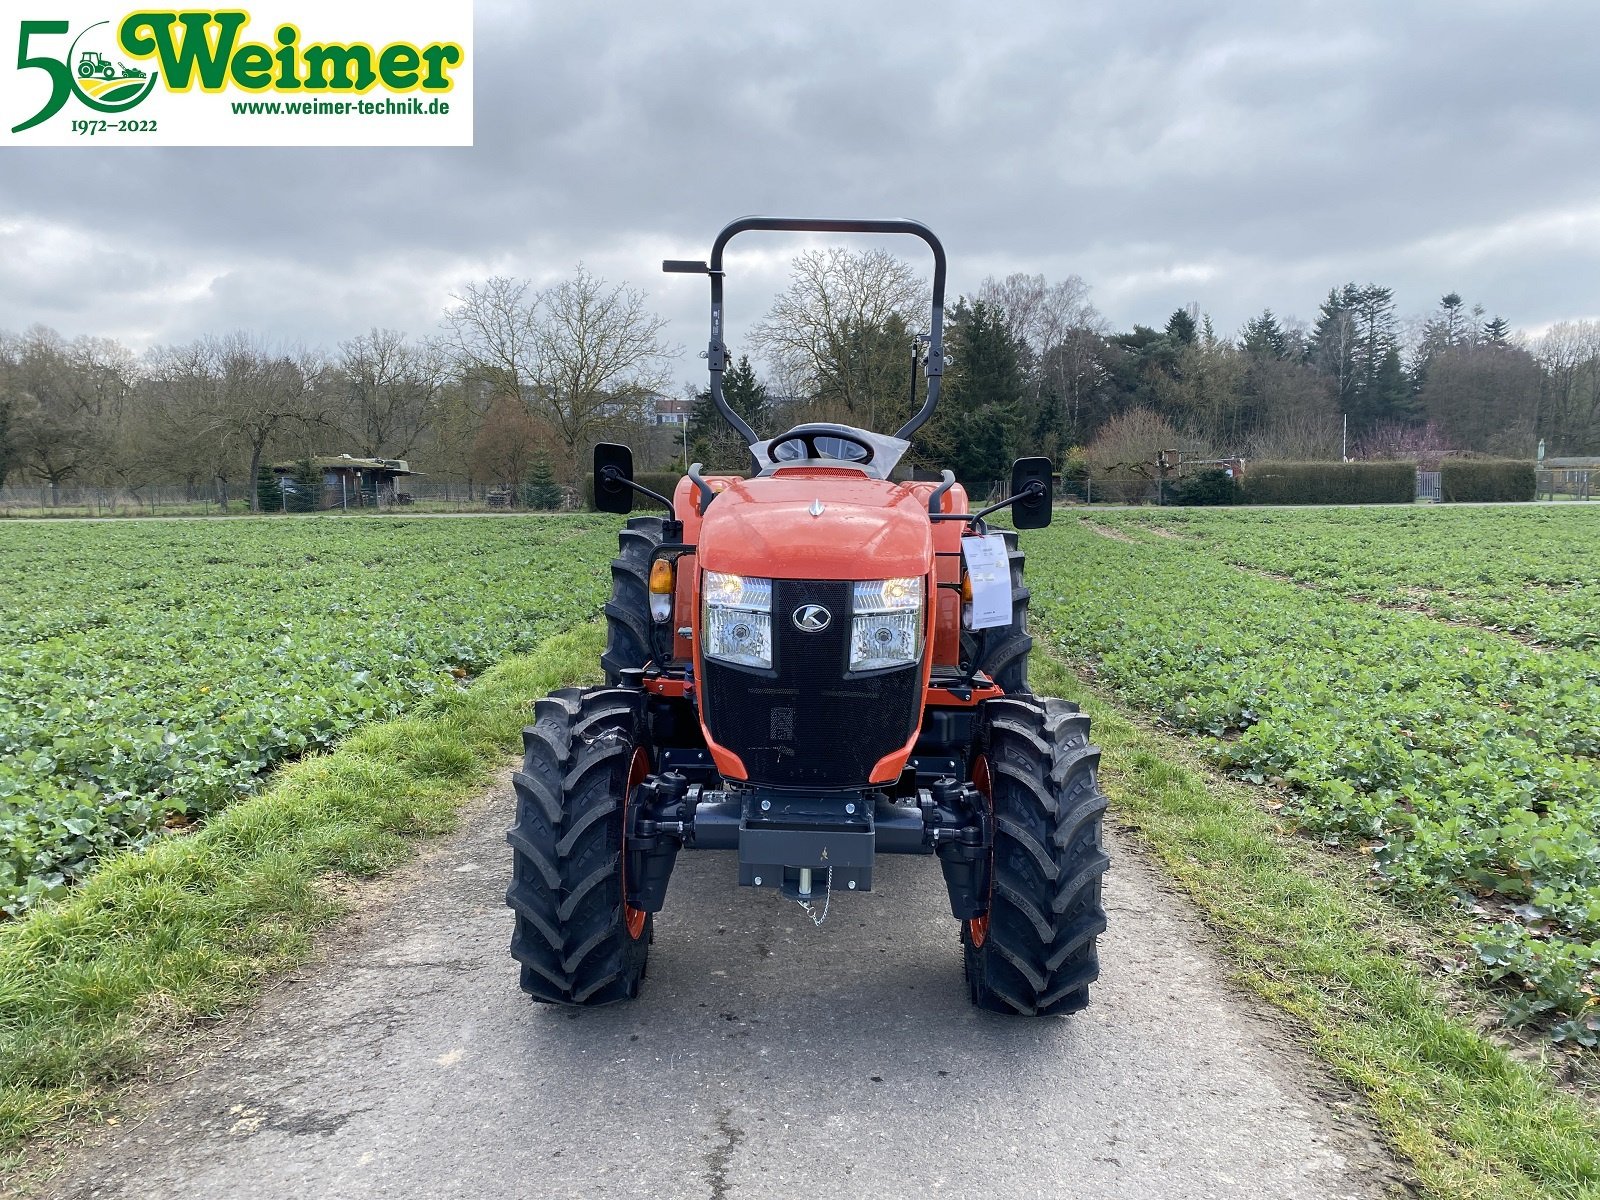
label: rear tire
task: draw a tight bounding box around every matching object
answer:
[962,530,1033,695]
[602,516,665,685]
[506,686,651,1005]
[963,696,1109,1015]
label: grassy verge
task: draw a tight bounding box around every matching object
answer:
[0,622,603,1160]
[1028,643,1600,1200]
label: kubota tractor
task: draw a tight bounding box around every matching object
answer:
[506,217,1109,1015]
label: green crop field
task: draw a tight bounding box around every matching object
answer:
[1027,506,1600,1037]
[2,506,1597,1036]
[0,516,616,917]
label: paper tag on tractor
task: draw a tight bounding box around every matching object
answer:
[961,534,1013,630]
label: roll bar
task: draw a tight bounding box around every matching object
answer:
[663,216,948,446]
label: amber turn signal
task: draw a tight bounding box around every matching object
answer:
[649,560,675,594]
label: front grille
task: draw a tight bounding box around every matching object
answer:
[702,579,920,788]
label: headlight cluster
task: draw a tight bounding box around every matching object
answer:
[700,572,925,673]
[850,576,923,672]
[702,571,773,668]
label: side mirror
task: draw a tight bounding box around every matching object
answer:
[1010,457,1054,529]
[593,443,635,514]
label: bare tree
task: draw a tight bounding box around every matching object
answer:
[147,333,330,510]
[977,272,1107,445]
[336,328,444,458]
[529,265,675,470]
[444,267,675,479]
[440,276,540,417]
[3,326,119,503]
[1086,406,1179,503]
[1532,320,1600,454]
[752,247,926,429]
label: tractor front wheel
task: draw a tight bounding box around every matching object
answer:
[506,686,651,1005]
[961,529,1033,695]
[601,515,665,684]
[963,696,1109,1015]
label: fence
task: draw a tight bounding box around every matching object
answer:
[1538,469,1593,501]
[0,478,589,517]
[1416,470,1442,501]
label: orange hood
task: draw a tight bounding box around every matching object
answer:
[696,469,933,580]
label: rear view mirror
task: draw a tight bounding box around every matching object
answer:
[1010,457,1053,529]
[593,443,635,514]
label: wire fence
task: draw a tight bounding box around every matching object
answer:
[0,479,522,518]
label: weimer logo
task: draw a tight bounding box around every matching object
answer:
[12,19,160,131]
[3,3,474,147]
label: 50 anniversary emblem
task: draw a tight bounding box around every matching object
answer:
[3,4,473,146]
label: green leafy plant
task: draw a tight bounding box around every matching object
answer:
[0,516,618,915]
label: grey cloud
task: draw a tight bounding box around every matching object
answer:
[1,0,1597,379]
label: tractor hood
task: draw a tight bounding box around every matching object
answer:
[696,469,933,581]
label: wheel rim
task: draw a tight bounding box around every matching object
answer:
[622,747,650,940]
[965,753,994,949]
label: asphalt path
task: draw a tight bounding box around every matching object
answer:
[40,781,1404,1200]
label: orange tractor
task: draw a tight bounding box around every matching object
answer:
[506,217,1108,1014]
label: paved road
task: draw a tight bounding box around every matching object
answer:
[40,782,1403,1200]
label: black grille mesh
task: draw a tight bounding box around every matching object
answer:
[702,579,920,787]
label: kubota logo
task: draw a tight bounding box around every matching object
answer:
[5,6,472,145]
[792,605,832,633]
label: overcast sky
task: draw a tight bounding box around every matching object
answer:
[3,0,1597,389]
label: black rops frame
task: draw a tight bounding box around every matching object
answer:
[664,216,949,445]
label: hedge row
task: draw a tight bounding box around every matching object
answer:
[1440,460,1536,503]
[1238,461,1416,506]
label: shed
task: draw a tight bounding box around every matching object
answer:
[1536,456,1598,500]
[273,455,419,509]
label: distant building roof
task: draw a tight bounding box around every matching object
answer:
[272,455,418,475]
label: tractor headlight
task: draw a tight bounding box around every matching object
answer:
[849,577,924,672]
[702,571,773,669]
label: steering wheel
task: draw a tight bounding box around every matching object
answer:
[765,424,876,466]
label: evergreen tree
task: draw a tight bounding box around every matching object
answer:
[1482,315,1511,346]
[1309,286,1360,415]
[1311,283,1403,433]
[1371,346,1413,425]
[1440,293,1465,345]
[919,300,1027,484]
[288,457,320,513]
[1239,309,1289,359]
[1164,308,1198,346]
[522,454,562,509]
[689,353,769,470]
[255,463,281,513]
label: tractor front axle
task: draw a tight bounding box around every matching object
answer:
[625,772,991,915]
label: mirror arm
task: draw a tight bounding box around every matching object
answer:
[927,469,956,515]
[930,480,1047,526]
[686,462,717,511]
[602,465,674,515]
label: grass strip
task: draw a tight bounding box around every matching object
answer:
[1028,644,1600,1200]
[0,622,603,1159]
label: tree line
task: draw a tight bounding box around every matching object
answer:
[4,254,1598,508]
[690,256,1600,486]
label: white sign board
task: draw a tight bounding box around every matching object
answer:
[961,534,1013,630]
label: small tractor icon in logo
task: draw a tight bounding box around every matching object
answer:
[77,51,146,82]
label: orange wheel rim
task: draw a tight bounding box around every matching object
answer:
[623,747,650,941]
[966,753,994,949]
